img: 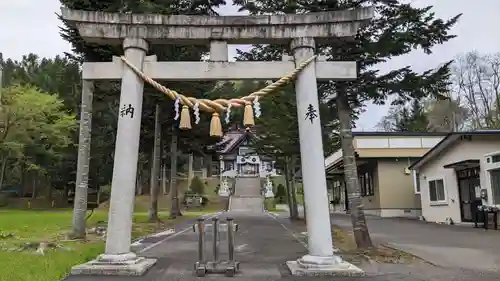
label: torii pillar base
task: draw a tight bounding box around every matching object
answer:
[286,255,364,277]
[70,253,157,276]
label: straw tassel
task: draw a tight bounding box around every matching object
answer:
[179,105,192,130]
[210,112,223,137]
[243,102,255,127]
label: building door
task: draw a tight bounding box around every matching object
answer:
[457,168,482,222]
[490,169,500,205]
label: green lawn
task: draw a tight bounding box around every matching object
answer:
[0,196,221,281]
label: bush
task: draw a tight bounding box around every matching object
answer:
[275,184,287,203]
[190,176,206,195]
[264,198,276,210]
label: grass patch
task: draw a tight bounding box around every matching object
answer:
[0,242,104,281]
[331,228,417,264]
[0,197,222,281]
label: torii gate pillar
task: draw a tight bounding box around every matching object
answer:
[287,37,362,275]
[291,37,335,259]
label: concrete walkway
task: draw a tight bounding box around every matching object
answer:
[229,177,264,212]
[331,214,500,272]
[64,211,500,281]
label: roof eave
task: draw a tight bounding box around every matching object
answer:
[409,134,460,170]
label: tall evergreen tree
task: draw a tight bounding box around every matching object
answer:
[393,99,429,132]
[233,0,460,249]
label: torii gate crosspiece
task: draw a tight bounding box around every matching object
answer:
[119,54,317,137]
[62,7,373,276]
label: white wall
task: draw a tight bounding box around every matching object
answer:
[325,135,444,169]
[355,136,443,149]
[418,137,500,223]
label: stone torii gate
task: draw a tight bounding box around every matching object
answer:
[62,7,373,276]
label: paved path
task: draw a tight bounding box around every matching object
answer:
[64,212,500,281]
[65,211,307,281]
[230,177,264,212]
[331,214,500,273]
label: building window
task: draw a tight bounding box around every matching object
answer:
[359,171,374,196]
[428,179,446,203]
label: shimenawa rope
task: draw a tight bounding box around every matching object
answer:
[120,55,316,136]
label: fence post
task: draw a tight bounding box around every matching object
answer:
[212,217,219,262]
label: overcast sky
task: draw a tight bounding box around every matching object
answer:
[1,0,499,130]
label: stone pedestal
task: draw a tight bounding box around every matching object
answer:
[286,255,364,277]
[71,253,156,276]
[264,189,275,198]
[219,180,230,197]
[264,181,274,198]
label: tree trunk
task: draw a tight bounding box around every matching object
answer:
[20,162,26,196]
[302,197,307,221]
[284,156,299,219]
[63,184,70,203]
[204,154,212,177]
[283,157,293,215]
[289,156,299,219]
[187,153,194,189]
[148,104,162,222]
[136,160,143,195]
[96,187,101,206]
[47,176,53,204]
[161,164,168,195]
[337,92,373,249]
[0,157,8,190]
[71,80,93,239]
[136,170,142,195]
[31,176,36,199]
[169,129,182,218]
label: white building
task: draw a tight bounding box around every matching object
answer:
[410,131,500,224]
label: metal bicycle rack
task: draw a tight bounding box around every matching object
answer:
[193,217,240,277]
